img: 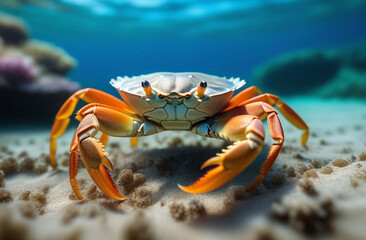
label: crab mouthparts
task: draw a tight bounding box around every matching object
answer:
[158,92,189,99]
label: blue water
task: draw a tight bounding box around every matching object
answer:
[1,0,366,95]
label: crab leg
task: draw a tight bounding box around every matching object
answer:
[243,94,308,146]
[50,88,135,168]
[244,103,284,191]
[180,115,265,193]
[181,102,284,194]
[222,86,262,112]
[70,105,140,200]
[222,92,309,146]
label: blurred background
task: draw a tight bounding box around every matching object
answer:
[1,2,366,240]
[0,0,366,123]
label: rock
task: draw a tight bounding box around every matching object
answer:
[0,14,28,45]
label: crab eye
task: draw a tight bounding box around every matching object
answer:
[196,81,207,98]
[141,80,150,88]
[199,81,207,88]
[141,80,152,98]
[158,93,164,98]
[185,94,191,99]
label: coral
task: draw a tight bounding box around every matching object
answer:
[298,179,317,196]
[253,44,366,99]
[314,68,366,99]
[0,157,18,174]
[127,187,152,208]
[18,191,31,201]
[226,186,246,202]
[0,207,29,240]
[331,158,349,168]
[123,211,154,240]
[296,164,311,176]
[22,74,80,93]
[169,200,206,221]
[286,166,296,177]
[271,197,334,234]
[18,151,28,158]
[169,202,187,221]
[0,14,80,122]
[85,184,99,200]
[68,192,79,201]
[33,162,47,174]
[17,201,37,219]
[271,173,286,186]
[188,200,206,219]
[0,189,13,202]
[254,50,341,96]
[30,191,47,205]
[320,165,333,175]
[62,205,80,224]
[117,169,145,195]
[359,153,366,161]
[0,14,28,45]
[84,184,109,200]
[0,54,37,86]
[310,159,322,169]
[18,157,34,172]
[22,40,76,75]
[303,169,318,178]
[0,170,4,188]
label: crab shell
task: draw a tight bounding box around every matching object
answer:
[110,72,245,130]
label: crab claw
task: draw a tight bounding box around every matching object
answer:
[79,137,126,200]
[179,140,262,194]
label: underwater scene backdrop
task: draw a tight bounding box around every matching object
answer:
[0,1,366,240]
[1,1,366,104]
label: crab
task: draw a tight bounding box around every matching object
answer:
[50,72,309,200]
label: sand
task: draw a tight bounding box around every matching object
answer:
[0,97,366,240]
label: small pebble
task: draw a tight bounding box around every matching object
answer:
[299,179,317,196]
[303,169,318,178]
[287,167,296,177]
[310,159,322,169]
[18,191,31,201]
[0,189,13,202]
[320,165,333,175]
[170,203,187,221]
[331,158,349,168]
[271,173,286,186]
[0,170,4,188]
[359,153,366,161]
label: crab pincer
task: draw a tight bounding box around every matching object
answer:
[67,105,141,200]
[179,115,266,193]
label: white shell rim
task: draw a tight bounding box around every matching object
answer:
[110,72,246,96]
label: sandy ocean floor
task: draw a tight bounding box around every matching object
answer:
[1,98,366,240]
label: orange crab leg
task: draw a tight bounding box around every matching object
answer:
[222,92,309,146]
[50,88,135,168]
[245,104,284,191]
[222,86,262,112]
[180,115,265,193]
[70,105,139,200]
[180,102,285,194]
[242,94,308,146]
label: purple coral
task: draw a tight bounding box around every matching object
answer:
[0,55,37,86]
[21,75,80,93]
